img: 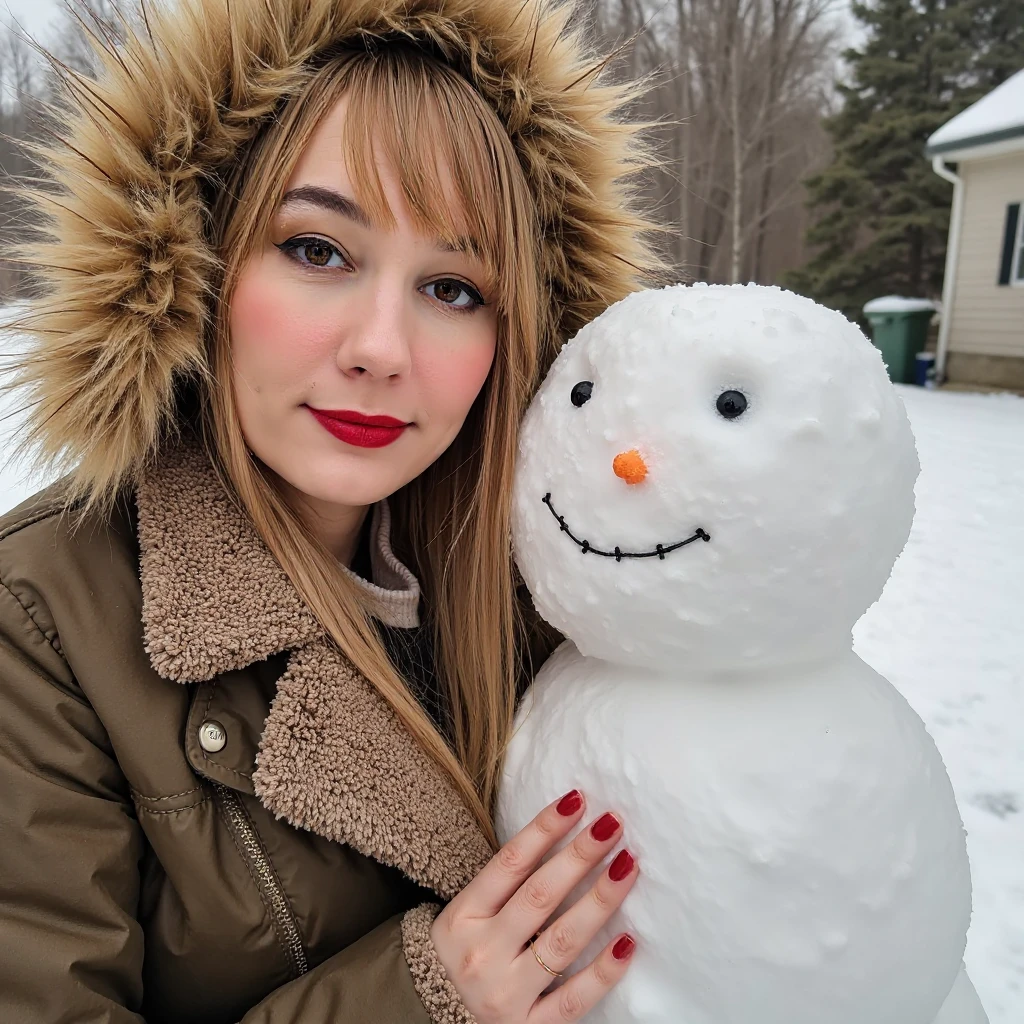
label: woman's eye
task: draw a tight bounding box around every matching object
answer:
[716,389,748,419]
[571,381,593,407]
[424,278,484,311]
[277,236,348,270]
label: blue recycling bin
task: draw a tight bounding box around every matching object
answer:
[914,351,936,388]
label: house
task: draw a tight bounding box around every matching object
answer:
[926,69,1024,390]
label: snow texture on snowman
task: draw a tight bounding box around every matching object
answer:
[496,283,987,1024]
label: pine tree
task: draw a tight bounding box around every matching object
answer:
[964,0,1024,88]
[784,0,1024,322]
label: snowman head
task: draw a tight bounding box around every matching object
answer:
[513,284,920,673]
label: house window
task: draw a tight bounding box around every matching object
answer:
[1015,206,1024,285]
[999,203,1023,286]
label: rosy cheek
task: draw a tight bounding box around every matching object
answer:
[230,262,333,377]
[421,334,496,418]
[452,340,496,397]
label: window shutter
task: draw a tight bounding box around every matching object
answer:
[998,203,1020,286]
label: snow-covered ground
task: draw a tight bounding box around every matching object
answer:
[1,314,1021,1020]
[853,385,1023,1023]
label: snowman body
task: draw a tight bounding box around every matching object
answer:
[499,646,971,1024]
[496,284,985,1023]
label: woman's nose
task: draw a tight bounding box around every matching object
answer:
[337,291,413,380]
[613,449,648,485]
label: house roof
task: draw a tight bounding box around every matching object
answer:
[926,69,1024,157]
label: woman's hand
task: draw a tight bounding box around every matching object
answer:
[430,790,638,1022]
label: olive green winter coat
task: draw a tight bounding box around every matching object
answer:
[0,446,487,1022]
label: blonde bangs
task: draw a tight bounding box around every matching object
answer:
[225,46,536,329]
[337,51,521,316]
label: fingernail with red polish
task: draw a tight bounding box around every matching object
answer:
[590,812,621,842]
[556,790,583,816]
[612,935,636,961]
[608,849,635,882]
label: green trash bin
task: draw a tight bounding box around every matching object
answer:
[862,297,936,384]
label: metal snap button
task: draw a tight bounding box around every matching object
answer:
[198,719,227,753]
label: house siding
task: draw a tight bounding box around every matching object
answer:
[948,152,1024,361]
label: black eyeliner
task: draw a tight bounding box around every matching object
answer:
[275,235,487,313]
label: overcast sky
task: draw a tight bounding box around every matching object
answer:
[2,0,63,42]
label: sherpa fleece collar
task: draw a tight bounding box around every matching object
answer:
[136,442,491,899]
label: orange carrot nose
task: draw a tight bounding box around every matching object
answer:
[613,449,648,485]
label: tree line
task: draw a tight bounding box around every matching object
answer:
[1,0,1022,319]
[786,0,1024,320]
[586,0,840,286]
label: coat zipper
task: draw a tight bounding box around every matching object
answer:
[212,782,309,979]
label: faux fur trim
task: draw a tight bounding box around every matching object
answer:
[402,904,480,1024]
[136,440,490,896]
[9,0,664,505]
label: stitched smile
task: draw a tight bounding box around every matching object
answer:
[542,493,710,562]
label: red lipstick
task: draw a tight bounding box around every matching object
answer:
[307,407,411,448]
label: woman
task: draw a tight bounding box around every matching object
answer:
[0,0,663,1020]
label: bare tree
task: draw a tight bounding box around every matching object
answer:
[0,1,145,302]
[590,0,839,284]
[0,22,48,299]
[43,0,142,89]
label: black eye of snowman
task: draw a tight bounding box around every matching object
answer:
[571,381,594,407]
[716,390,748,419]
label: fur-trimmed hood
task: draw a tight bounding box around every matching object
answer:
[9,0,663,502]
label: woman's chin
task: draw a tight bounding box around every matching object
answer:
[269,455,407,511]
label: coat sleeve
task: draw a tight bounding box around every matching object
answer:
[0,581,476,1024]
[239,904,477,1024]
[0,578,147,1022]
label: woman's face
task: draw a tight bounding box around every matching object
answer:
[229,95,498,525]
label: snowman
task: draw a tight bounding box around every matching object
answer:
[496,284,987,1024]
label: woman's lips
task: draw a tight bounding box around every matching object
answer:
[307,407,411,449]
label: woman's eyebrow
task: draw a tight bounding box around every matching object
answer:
[279,185,371,228]
[279,183,479,255]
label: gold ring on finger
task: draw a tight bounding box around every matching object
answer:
[530,937,564,979]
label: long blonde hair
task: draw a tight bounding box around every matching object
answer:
[204,45,550,845]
